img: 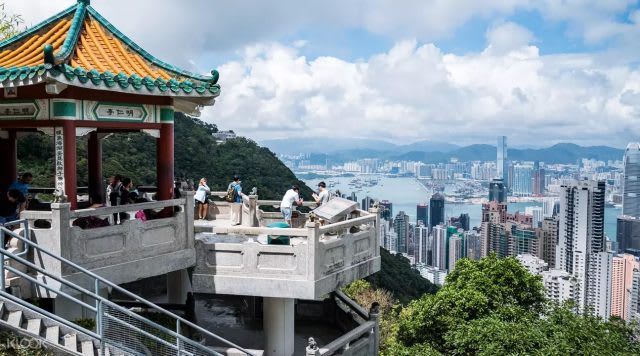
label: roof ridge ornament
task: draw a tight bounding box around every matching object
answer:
[43,0,89,66]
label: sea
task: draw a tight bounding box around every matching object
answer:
[302,175,621,241]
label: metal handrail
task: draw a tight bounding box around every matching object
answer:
[0,220,255,356]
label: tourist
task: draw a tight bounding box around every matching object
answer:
[280,185,303,226]
[0,189,25,225]
[312,181,330,206]
[9,172,32,211]
[227,175,243,225]
[72,195,109,229]
[195,178,210,220]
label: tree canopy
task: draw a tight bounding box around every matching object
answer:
[388,254,640,355]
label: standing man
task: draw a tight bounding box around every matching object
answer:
[9,172,32,212]
[312,181,330,206]
[280,185,303,226]
[227,175,243,226]
[0,189,25,225]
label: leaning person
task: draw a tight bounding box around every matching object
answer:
[227,175,243,225]
[0,189,25,226]
[9,172,32,211]
[280,185,303,226]
[312,181,330,206]
[195,178,211,220]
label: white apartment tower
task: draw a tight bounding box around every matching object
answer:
[556,180,611,319]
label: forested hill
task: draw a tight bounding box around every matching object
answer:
[16,113,313,200]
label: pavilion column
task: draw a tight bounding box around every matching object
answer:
[156,123,174,200]
[62,121,77,209]
[88,132,103,202]
[0,130,17,188]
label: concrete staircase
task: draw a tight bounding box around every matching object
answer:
[0,298,126,356]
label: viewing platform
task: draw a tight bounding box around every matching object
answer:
[192,194,381,300]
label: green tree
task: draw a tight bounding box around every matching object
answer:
[0,3,22,40]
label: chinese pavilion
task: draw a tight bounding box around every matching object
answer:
[0,0,220,208]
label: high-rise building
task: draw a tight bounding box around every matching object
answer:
[543,197,559,218]
[611,254,639,320]
[541,217,559,269]
[465,229,482,261]
[630,268,640,322]
[497,136,508,190]
[489,178,506,203]
[517,254,548,275]
[429,193,445,230]
[542,269,578,306]
[532,161,546,196]
[512,164,534,196]
[361,196,375,211]
[525,206,544,228]
[414,224,429,265]
[448,235,464,271]
[556,180,610,318]
[449,213,470,231]
[379,200,393,221]
[623,143,640,218]
[416,204,428,227]
[431,225,447,270]
[394,211,410,254]
[617,216,640,257]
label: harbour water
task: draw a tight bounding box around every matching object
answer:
[302,175,621,240]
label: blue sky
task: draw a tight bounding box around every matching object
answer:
[7,0,640,147]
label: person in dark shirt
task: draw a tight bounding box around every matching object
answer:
[0,189,25,225]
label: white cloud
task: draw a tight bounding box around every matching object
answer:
[485,22,535,55]
[206,40,640,147]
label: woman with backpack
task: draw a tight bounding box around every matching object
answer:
[195,178,211,220]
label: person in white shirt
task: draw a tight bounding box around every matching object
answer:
[312,181,330,206]
[194,178,210,220]
[280,185,303,226]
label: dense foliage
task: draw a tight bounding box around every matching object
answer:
[366,248,438,304]
[387,255,640,355]
[16,114,313,200]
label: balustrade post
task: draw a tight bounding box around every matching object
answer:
[248,195,258,227]
[306,220,320,283]
[369,302,380,356]
[306,337,320,356]
[51,203,72,261]
[368,206,380,257]
[183,190,195,248]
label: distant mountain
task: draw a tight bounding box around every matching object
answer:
[260,138,460,156]
[394,143,624,164]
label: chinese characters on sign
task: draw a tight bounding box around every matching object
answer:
[0,103,37,119]
[95,104,145,121]
[54,128,65,193]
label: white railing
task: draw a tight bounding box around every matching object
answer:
[0,220,256,355]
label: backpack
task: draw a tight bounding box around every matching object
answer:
[225,183,238,203]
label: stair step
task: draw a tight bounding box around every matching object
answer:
[81,340,95,356]
[26,318,41,335]
[45,325,59,344]
[63,333,78,352]
[6,310,22,328]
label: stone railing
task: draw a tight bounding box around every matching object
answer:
[306,291,380,356]
[192,208,381,300]
[21,192,196,291]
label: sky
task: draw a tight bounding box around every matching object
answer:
[5,0,640,148]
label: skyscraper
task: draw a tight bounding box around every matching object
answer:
[416,204,428,227]
[448,235,464,271]
[525,206,544,228]
[431,225,447,270]
[361,196,375,211]
[512,164,534,196]
[429,193,445,230]
[394,211,410,254]
[489,178,506,203]
[414,224,429,264]
[497,136,508,190]
[556,180,611,318]
[532,164,546,196]
[611,254,639,320]
[623,143,640,218]
[379,200,393,221]
[541,217,559,269]
[617,216,640,257]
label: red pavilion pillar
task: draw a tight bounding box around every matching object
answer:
[88,132,103,203]
[62,121,77,209]
[156,124,174,201]
[0,130,17,189]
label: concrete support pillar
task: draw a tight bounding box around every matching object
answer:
[263,297,295,356]
[166,269,192,304]
[54,287,109,321]
[87,132,103,202]
[62,122,77,209]
[156,124,174,201]
[0,130,17,188]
